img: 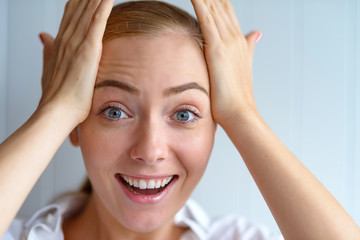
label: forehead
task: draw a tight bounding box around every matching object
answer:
[97,35,209,91]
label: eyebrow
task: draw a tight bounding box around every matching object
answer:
[95,80,140,95]
[95,80,208,97]
[163,82,209,97]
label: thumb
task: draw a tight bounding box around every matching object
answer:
[39,32,55,75]
[39,32,55,91]
[245,31,262,63]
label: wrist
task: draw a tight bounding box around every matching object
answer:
[34,101,83,133]
[215,102,261,130]
[37,95,90,125]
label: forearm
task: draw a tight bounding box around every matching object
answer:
[222,109,360,239]
[0,104,77,236]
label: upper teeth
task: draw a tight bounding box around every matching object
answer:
[122,175,174,189]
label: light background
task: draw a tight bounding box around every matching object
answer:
[0,0,359,233]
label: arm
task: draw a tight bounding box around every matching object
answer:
[0,0,114,236]
[191,0,360,239]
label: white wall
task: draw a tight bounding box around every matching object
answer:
[0,0,8,140]
[1,0,359,233]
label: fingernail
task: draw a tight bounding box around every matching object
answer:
[255,32,262,43]
[39,34,44,44]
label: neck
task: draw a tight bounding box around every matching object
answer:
[63,193,187,240]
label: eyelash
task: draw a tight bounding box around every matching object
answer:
[171,106,202,125]
[98,104,131,121]
[98,104,202,125]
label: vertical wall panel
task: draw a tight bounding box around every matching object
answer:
[344,0,357,221]
[290,0,304,160]
[7,1,43,133]
[354,0,360,226]
[8,0,45,218]
[0,0,8,141]
[253,1,293,147]
[302,0,348,207]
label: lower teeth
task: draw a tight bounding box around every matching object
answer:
[129,186,140,195]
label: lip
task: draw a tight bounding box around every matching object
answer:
[115,173,178,205]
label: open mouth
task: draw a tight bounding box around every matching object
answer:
[116,173,177,196]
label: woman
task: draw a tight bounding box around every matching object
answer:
[1,0,359,239]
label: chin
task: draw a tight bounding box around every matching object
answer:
[113,207,176,234]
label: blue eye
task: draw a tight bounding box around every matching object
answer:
[103,107,129,120]
[172,107,200,125]
[176,110,192,121]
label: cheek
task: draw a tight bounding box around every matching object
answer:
[77,122,129,174]
[173,123,216,180]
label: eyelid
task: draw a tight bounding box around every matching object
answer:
[98,103,132,121]
[170,105,202,125]
[178,106,201,118]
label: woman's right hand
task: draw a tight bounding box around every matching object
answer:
[38,0,114,125]
[0,1,114,236]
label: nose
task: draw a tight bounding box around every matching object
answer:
[129,120,168,165]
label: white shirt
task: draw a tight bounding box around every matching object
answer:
[2,194,283,240]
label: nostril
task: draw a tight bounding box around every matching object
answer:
[129,152,161,164]
[129,121,169,162]
[129,144,168,164]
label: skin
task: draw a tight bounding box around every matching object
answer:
[0,0,360,239]
[65,35,216,239]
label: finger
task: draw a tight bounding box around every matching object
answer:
[57,0,81,41]
[211,0,238,39]
[58,0,89,49]
[245,31,262,63]
[59,0,114,94]
[40,33,55,91]
[51,0,95,90]
[191,0,221,44]
[221,0,243,36]
[85,0,115,46]
[40,33,55,72]
[45,0,81,86]
[67,0,101,53]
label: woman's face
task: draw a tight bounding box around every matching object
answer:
[72,34,216,232]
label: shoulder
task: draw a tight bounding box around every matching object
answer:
[175,199,283,240]
[1,194,88,240]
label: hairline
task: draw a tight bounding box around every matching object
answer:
[103,29,204,50]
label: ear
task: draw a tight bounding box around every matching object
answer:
[69,127,80,147]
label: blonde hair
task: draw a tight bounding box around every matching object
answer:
[103,1,204,48]
[81,1,203,194]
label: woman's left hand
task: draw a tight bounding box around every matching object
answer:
[191,0,261,127]
[192,2,360,239]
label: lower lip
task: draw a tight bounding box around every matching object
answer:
[116,175,177,205]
